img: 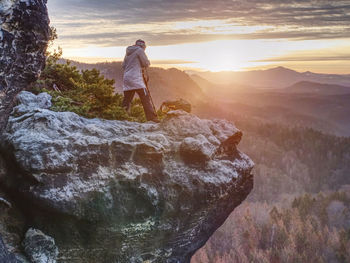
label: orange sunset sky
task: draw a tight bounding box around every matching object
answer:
[48,0,350,73]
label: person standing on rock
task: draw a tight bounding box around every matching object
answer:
[122,39,159,122]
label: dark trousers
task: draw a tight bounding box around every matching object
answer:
[122,88,157,121]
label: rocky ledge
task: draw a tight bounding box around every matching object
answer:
[0,92,253,263]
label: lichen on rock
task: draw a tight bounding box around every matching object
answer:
[0,91,254,263]
[0,0,50,132]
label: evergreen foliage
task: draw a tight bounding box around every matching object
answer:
[31,49,147,122]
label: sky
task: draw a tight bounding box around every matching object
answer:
[48,0,350,73]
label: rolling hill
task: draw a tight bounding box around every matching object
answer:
[66,60,206,107]
[191,74,350,137]
[285,81,350,95]
[64,60,350,136]
[190,66,350,88]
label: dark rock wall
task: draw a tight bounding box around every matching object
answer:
[0,1,50,261]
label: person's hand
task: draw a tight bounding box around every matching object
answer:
[145,73,149,83]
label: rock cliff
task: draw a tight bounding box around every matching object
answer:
[0,91,253,262]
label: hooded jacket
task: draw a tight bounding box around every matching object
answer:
[122,45,150,91]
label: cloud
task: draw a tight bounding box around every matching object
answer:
[58,29,350,48]
[48,0,350,46]
[255,55,350,62]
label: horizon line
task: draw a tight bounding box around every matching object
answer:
[61,57,350,75]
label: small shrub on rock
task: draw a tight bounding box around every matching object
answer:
[31,50,146,122]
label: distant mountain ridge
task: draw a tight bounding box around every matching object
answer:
[286,81,350,95]
[64,60,205,107]
[190,70,350,137]
[64,60,350,136]
[190,66,350,88]
[191,72,350,96]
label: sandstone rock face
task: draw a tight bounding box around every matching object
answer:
[0,92,254,263]
[0,0,50,132]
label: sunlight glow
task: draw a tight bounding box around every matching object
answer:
[47,0,350,74]
[55,38,350,73]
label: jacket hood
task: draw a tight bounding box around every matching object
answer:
[126,45,141,56]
